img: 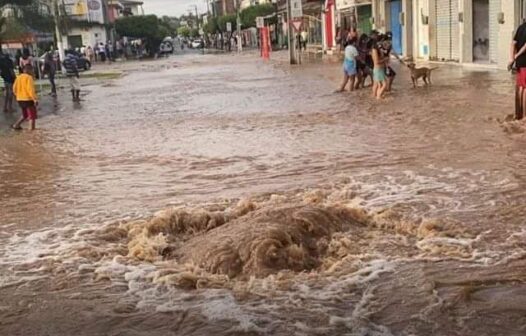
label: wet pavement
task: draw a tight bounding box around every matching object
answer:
[1,51,526,335]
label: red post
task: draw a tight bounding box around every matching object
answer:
[261,27,270,60]
[325,0,334,49]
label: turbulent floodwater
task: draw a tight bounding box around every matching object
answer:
[1,52,526,335]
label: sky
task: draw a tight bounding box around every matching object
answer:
[142,0,208,18]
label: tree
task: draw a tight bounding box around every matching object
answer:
[177,26,190,38]
[0,0,53,44]
[0,0,31,6]
[217,14,237,33]
[240,3,276,29]
[217,14,237,51]
[115,15,165,56]
[190,28,199,38]
[203,17,218,35]
[160,16,179,35]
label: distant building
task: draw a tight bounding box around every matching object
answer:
[212,0,237,16]
[0,0,54,52]
[240,0,273,10]
[363,0,523,70]
[61,0,143,50]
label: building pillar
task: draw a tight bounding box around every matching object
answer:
[383,0,390,33]
[498,0,517,69]
[372,0,380,30]
[414,0,430,60]
[459,0,473,64]
[402,0,413,58]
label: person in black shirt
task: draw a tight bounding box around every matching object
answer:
[0,49,16,113]
[510,21,526,120]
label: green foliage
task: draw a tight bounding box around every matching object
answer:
[1,17,27,40]
[240,3,276,28]
[0,0,32,6]
[217,14,236,33]
[0,0,53,42]
[20,4,54,32]
[203,17,218,35]
[177,26,190,38]
[190,28,199,38]
[115,15,166,56]
[160,16,179,35]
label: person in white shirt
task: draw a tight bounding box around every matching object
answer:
[337,38,359,92]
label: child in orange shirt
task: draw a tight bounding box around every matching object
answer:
[12,64,38,130]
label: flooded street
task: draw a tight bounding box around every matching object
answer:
[1,51,526,335]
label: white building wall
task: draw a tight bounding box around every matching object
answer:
[62,26,108,49]
[498,0,517,69]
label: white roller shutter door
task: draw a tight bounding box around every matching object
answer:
[435,0,459,61]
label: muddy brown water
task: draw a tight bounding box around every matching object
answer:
[1,52,526,335]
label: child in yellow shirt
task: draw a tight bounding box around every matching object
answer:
[12,64,38,130]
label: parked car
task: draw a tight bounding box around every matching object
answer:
[38,50,91,72]
[159,41,174,55]
[68,50,91,71]
[191,39,204,49]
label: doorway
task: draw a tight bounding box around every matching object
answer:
[356,5,372,35]
[472,0,489,62]
[390,0,402,55]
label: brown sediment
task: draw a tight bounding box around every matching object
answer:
[87,188,475,287]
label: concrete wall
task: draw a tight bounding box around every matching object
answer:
[402,0,413,57]
[62,26,108,50]
[459,0,473,63]
[498,0,517,69]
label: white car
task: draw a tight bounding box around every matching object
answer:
[191,39,204,49]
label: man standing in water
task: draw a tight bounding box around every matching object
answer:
[0,49,16,112]
[63,50,81,102]
[510,20,526,120]
[42,45,57,97]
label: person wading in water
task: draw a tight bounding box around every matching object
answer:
[510,20,526,120]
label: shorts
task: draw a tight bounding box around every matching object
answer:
[3,81,13,91]
[68,76,81,91]
[385,66,396,78]
[517,68,526,88]
[344,64,357,76]
[356,60,366,72]
[18,100,37,120]
[373,68,386,82]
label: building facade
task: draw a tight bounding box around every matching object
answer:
[61,0,143,50]
[366,0,523,69]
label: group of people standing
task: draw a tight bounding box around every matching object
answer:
[338,30,399,99]
[0,45,82,131]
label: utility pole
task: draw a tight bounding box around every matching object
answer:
[235,0,242,52]
[286,0,297,64]
[52,0,65,62]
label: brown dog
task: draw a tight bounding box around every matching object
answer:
[407,63,438,88]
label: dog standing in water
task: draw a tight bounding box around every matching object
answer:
[407,63,438,88]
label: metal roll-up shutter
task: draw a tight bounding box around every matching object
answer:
[435,0,451,60]
[489,0,500,64]
[450,0,459,61]
[435,0,458,61]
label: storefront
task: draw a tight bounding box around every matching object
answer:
[301,0,324,47]
[336,0,373,35]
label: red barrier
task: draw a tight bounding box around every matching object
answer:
[261,27,269,60]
